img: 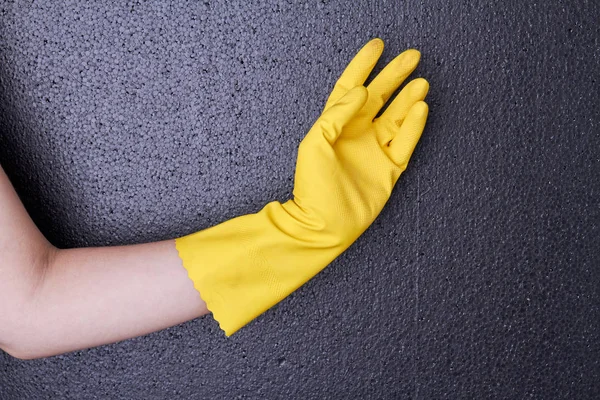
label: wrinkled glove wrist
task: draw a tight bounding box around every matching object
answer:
[176,199,347,336]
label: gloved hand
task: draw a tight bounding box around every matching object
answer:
[176,38,429,336]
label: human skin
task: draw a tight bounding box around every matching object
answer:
[0,38,428,360]
[0,165,209,360]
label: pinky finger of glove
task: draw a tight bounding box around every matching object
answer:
[386,101,429,169]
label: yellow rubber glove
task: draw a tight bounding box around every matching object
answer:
[176,38,429,336]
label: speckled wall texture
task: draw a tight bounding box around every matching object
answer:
[1,1,599,399]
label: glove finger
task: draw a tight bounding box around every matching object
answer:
[308,86,368,146]
[364,49,421,120]
[373,78,429,145]
[385,101,428,169]
[323,38,384,112]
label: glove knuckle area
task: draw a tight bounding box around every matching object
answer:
[374,119,398,145]
[317,118,339,143]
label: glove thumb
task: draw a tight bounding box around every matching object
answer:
[313,86,367,145]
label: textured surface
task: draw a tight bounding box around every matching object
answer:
[1,0,599,399]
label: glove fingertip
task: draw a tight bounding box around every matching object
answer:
[411,78,430,97]
[411,101,429,119]
[369,37,384,53]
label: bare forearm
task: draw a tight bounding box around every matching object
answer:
[12,241,208,359]
[1,165,208,360]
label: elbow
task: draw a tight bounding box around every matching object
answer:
[0,307,34,360]
[11,350,47,361]
[1,343,35,361]
[1,319,53,360]
[0,248,58,361]
[0,318,45,360]
[0,323,29,359]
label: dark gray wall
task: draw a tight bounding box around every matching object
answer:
[1,1,599,399]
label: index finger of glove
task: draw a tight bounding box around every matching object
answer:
[323,38,384,112]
